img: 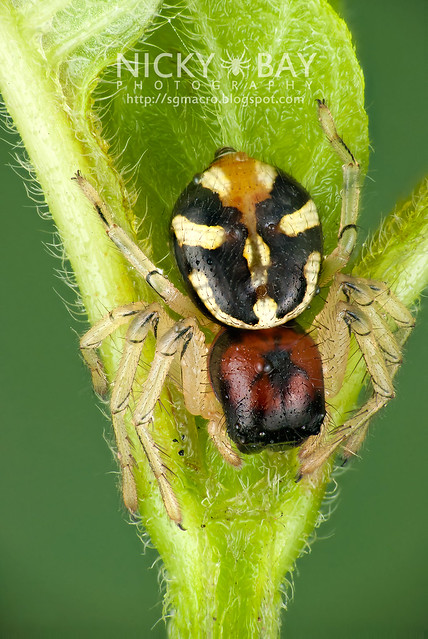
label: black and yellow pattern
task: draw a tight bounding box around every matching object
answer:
[171,150,322,329]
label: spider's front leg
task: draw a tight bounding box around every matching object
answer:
[72,171,210,327]
[317,100,361,286]
[299,274,414,475]
[80,303,193,524]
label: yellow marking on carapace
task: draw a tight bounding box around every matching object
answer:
[172,215,226,249]
[252,296,278,326]
[278,200,319,237]
[188,270,245,328]
[202,152,277,297]
[200,166,231,199]
[243,235,271,288]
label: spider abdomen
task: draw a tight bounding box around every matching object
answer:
[209,326,325,452]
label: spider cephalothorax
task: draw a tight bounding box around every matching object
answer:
[171,149,322,329]
[75,101,413,525]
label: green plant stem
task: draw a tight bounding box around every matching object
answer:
[161,475,329,639]
[0,5,135,367]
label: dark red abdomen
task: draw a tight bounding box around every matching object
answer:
[209,326,325,452]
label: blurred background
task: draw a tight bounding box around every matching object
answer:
[1,0,427,637]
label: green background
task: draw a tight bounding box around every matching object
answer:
[1,1,427,637]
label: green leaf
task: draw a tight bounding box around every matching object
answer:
[356,178,428,305]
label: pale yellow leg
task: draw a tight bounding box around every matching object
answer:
[110,304,167,413]
[110,410,138,513]
[80,302,167,513]
[75,173,241,522]
[180,324,242,467]
[73,171,210,326]
[316,101,361,286]
[80,302,146,396]
[299,273,413,475]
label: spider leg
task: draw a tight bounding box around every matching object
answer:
[109,410,138,513]
[316,100,361,286]
[340,276,414,339]
[80,303,164,513]
[74,173,237,521]
[179,326,242,467]
[337,280,413,462]
[73,172,210,325]
[80,301,147,396]
[110,304,168,413]
[129,318,241,523]
[103,308,191,522]
[130,319,203,524]
[299,274,413,475]
[331,330,408,467]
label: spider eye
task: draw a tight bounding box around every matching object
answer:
[214,146,237,159]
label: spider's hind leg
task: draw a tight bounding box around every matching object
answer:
[336,277,414,463]
[299,274,413,475]
[130,318,242,523]
[180,326,242,468]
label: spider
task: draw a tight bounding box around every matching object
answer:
[74,100,413,525]
[220,51,251,76]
